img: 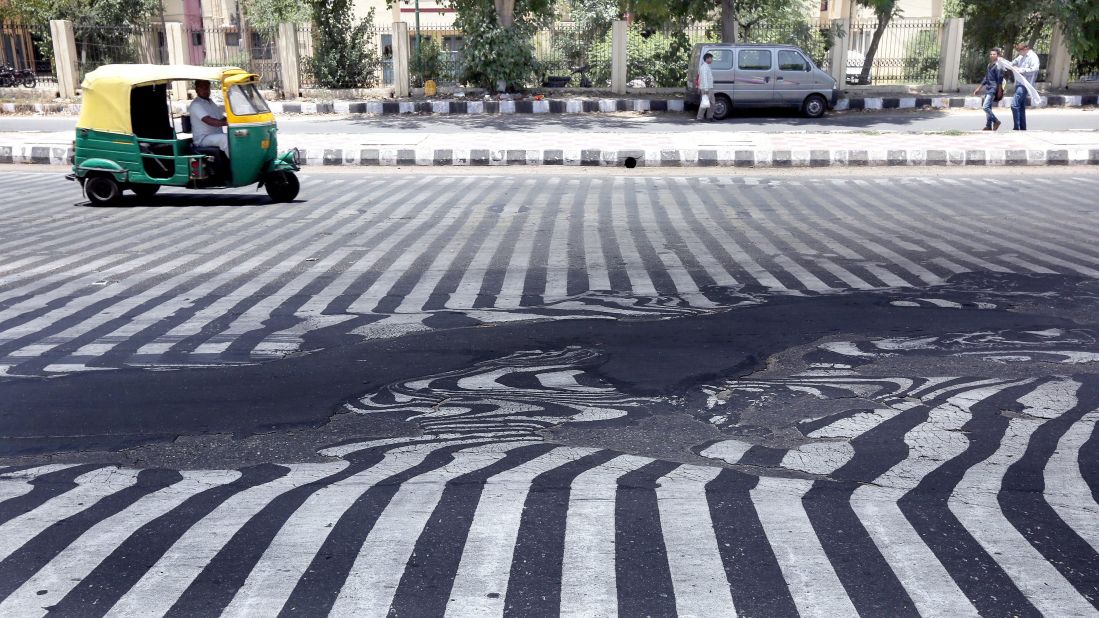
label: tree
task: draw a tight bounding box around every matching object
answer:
[1053,0,1099,73]
[627,0,809,44]
[853,0,900,85]
[953,0,1099,76]
[242,0,310,35]
[308,1,380,88]
[3,0,162,67]
[446,0,557,89]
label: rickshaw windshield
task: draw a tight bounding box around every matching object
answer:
[227,83,270,116]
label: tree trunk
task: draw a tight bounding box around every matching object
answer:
[721,0,737,43]
[495,0,515,29]
[858,11,892,85]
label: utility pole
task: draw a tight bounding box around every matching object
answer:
[414,0,422,87]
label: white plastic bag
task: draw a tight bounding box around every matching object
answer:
[700,94,711,110]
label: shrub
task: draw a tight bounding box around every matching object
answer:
[308,2,380,88]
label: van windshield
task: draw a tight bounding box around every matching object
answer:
[227,83,270,116]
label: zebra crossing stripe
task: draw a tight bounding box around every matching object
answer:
[0,468,141,563]
[248,175,439,357]
[655,465,737,617]
[75,181,364,360]
[102,462,347,618]
[389,444,561,616]
[0,470,240,616]
[444,446,597,616]
[496,177,562,308]
[0,377,1095,614]
[947,382,1099,617]
[907,178,1099,277]
[559,454,651,617]
[219,444,444,616]
[120,180,374,360]
[632,178,715,306]
[326,443,528,616]
[1046,407,1099,554]
[0,464,78,504]
[389,176,505,314]
[447,179,537,309]
[342,176,480,315]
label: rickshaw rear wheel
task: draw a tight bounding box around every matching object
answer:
[85,175,122,206]
[265,172,300,203]
[131,184,161,199]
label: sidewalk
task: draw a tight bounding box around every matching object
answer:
[2,92,1097,117]
[5,129,1099,167]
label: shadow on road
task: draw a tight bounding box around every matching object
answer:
[77,194,290,208]
[322,107,944,133]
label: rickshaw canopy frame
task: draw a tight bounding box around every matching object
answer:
[77,64,252,135]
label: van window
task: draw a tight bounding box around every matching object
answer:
[707,49,734,70]
[778,50,808,71]
[738,49,772,71]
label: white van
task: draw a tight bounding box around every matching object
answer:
[687,43,839,119]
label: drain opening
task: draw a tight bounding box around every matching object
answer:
[623,157,638,169]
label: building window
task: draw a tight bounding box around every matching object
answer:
[192,32,204,47]
[225,31,241,47]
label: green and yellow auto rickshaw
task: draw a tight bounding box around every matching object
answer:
[68,64,300,205]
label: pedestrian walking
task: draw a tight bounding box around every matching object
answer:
[973,48,1003,131]
[696,52,715,121]
[1010,42,1040,130]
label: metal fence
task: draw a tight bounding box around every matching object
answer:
[185,25,279,89]
[69,24,165,80]
[296,23,392,89]
[843,18,942,84]
[1,21,57,85]
[533,22,608,86]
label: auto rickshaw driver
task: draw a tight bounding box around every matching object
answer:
[190,79,229,157]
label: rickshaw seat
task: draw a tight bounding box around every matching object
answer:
[138,141,175,178]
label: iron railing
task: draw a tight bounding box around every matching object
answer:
[185,25,279,90]
[71,24,165,80]
[843,18,943,84]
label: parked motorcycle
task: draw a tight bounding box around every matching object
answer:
[542,64,593,88]
[0,65,37,88]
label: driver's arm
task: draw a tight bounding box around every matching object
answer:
[201,115,228,128]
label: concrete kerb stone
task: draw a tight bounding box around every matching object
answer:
[3,94,1094,118]
[8,141,1099,168]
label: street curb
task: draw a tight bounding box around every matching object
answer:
[3,94,1097,117]
[8,144,1099,167]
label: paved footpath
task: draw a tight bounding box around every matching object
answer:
[4,128,1099,167]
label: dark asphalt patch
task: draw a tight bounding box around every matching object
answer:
[0,273,1096,464]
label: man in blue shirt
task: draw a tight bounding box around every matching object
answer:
[973,48,1003,131]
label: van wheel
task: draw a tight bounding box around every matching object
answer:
[802,94,828,119]
[712,95,732,120]
[131,184,160,199]
[85,175,122,206]
[265,172,299,202]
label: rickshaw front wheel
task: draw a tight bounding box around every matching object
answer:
[265,172,300,203]
[85,175,121,206]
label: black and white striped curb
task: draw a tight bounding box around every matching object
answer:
[7,144,1099,167]
[3,93,1097,116]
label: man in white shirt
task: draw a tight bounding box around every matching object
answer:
[189,80,229,155]
[1010,42,1040,130]
[696,52,715,121]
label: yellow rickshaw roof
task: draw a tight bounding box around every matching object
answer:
[77,64,250,135]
